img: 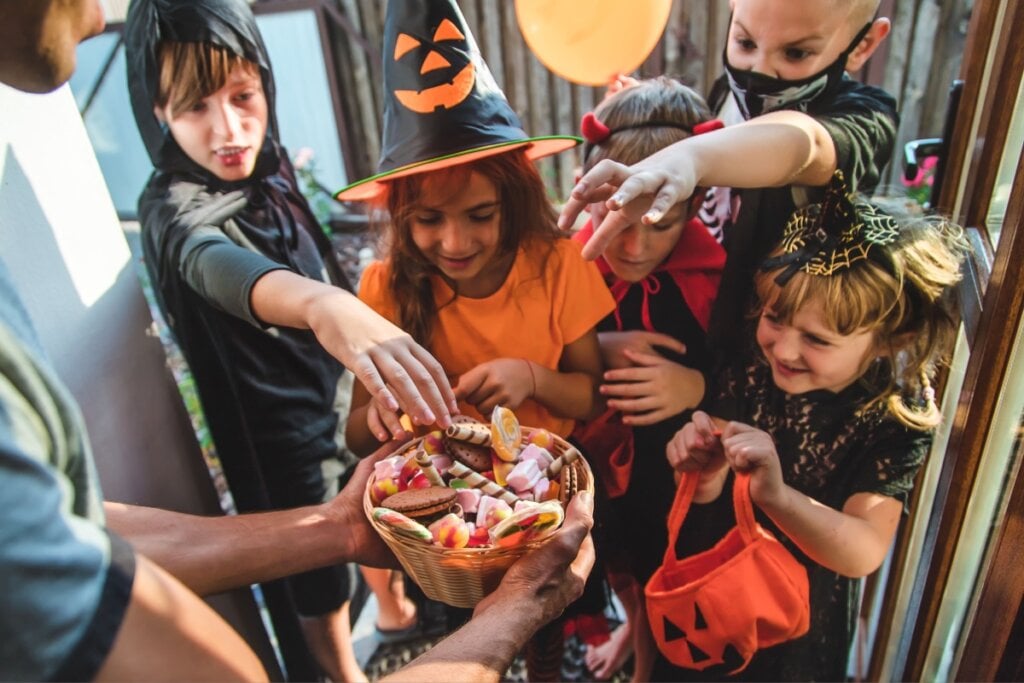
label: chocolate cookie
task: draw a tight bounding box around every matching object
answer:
[381,486,457,519]
[444,415,493,471]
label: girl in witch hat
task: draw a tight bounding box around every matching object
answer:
[659,173,967,681]
[339,0,611,459]
[339,0,615,675]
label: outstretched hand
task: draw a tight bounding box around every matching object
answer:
[475,491,595,624]
[558,146,700,260]
[307,291,458,429]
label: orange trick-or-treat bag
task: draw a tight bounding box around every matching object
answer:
[645,472,810,673]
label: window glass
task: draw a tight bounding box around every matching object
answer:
[69,9,347,219]
[985,76,1024,247]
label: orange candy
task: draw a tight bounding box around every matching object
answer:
[429,513,470,548]
[490,405,522,462]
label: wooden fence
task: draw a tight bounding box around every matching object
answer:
[326,0,973,201]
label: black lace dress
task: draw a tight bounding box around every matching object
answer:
[652,353,930,682]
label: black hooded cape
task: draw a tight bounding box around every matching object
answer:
[124,1,354,675]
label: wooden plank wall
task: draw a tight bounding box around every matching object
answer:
[325,0,971,201]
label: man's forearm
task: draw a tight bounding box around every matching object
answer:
[104,501,351,596]
[382,598,546,683]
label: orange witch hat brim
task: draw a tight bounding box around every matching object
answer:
[334,135,580,202]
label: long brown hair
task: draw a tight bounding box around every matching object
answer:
[374,150,561,345]
[755,212,968,430]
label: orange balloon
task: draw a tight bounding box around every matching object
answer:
[515,0,672,86]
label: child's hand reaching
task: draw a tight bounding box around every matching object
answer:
[719,422,786,511]
[454,358,534,416]
[666,411,728,502]
[365,394,411,443]
[601,350,704,426]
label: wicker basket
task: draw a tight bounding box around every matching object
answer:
[363,428,593,608]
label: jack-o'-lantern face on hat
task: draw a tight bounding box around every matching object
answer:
[333,0,580,203]
[393,17,476,113]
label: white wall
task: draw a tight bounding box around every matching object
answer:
[0,82,279,676]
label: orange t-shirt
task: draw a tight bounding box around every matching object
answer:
[359,238,615,436]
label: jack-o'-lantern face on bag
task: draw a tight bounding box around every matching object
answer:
[393,17,476,113]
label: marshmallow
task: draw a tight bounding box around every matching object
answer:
[506,459,544,493]
[455,487,483,513]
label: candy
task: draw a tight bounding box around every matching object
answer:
[491,452,514,487]
[490,405,522,462]
[430,454,454,473]
[545,446,581,478]
[448,461,519,505]
[478,496,513,529]
[518,443,554,469]
[373,455,405,481]
[532,477,553,502]
[455,487,482,513]
[467,522,490,548]
[506,459,544,493]
[370,477,399,505]
[414,450,446,487]
[405,471,431,490]
[445,422,493,445]
[526,429,556,450]
[373,507,433,543]
[429,513,470,548]
[489,501,564,548]
[422,430,446,454]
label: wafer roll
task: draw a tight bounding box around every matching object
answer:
[448,461,519,505]
[414,450,446,487]
[445,422,493,445]
[545,446,581,478]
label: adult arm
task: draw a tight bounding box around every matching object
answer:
[95,554,268,682]
[559,110,837,259]
[104,444,400,596]
[382,491,595,683]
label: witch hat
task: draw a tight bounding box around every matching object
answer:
[760,171,900,285]
[335,0,579,201]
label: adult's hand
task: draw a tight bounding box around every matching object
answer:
[475,491,595,624]
[328,440,408,570]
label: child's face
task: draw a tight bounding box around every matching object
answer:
[756,300,878,395]
[727,0,865,80]
[592,198,688,282]
[158,64,268,182]
[409,170,506,297]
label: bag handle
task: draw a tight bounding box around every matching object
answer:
[660,470,758,572]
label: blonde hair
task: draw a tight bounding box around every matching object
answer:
[583,77,711,171]
[156,41,255,117]
[755,212,968,430]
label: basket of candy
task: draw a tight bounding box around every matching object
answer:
[363,406,593,608]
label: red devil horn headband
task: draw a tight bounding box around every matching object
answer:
[581,114,724,160]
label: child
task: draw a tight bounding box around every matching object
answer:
[338,0,613,453]
[560,0,897,381]
[572,77,727,681]
[123,0,443,678]
[659,174,968,681]
[338,1,614,676]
